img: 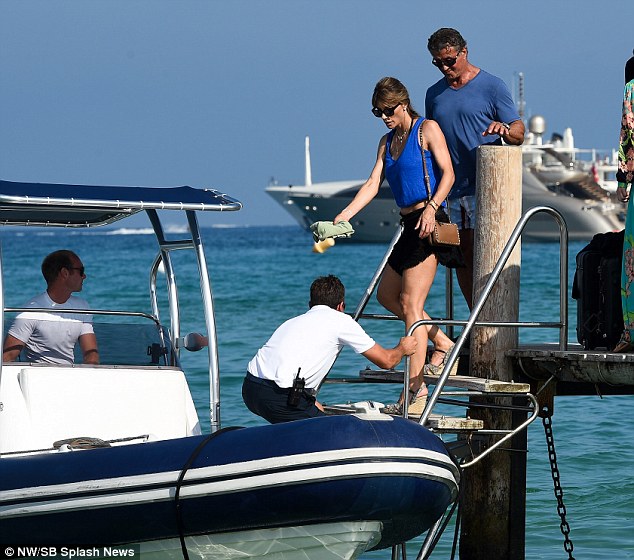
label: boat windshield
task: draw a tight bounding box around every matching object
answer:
[3,311,175,367]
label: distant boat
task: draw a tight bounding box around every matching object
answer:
[521,114,623,240]
[266,124,624,243]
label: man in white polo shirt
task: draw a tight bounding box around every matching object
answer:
[243,275,417,423]
[2,250,99,365]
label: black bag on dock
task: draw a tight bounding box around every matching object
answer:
[572,230,625,350]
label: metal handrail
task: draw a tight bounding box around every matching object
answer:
[351,225,403,321]
[4,307,160,323]
[459,393,540,468]
[352,208,568,344]
[187,210,221,433]
[2,307,172,366]
[359,315,564,329]
[147,210,183,359]
[416,206,568,425]
[346,206,568,431]
[145,209,220,432]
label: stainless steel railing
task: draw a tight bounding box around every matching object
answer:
[416,206,567,425]
[349,207,567,424]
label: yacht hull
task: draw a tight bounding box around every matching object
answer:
[267,172,623,242]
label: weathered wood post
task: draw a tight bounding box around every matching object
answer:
[460,145,524,559]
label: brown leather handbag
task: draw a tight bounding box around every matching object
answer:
[429,219,460,246]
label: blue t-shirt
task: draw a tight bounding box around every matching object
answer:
[425,70,520,198]
[384,118,443,208]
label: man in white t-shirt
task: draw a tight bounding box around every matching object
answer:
[243,275,417,423]
[2,250,99,365]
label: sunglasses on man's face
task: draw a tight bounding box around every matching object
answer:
[371,104,400,118]
[431,55,459,68]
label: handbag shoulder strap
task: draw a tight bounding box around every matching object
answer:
[419,120,452,216]
[418,120,432,201]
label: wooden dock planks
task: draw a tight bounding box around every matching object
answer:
[357,369,531,393]
[508,343,634,391]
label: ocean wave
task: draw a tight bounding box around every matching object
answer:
[105,228,155,235]
[165,224,189,233]
[105,224,189,236]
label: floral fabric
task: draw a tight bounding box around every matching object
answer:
[623,208,634,344]
[620,80,634,344]
[618,80,634,184]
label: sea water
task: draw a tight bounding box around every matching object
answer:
[1,224,632,559]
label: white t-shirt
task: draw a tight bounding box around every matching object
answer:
[8,292,94,364]
[247,305,375,390]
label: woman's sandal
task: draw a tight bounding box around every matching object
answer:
[406,390,428,416]
[381,389,428,416]
[425,344,458,376]
[381,402,404,415]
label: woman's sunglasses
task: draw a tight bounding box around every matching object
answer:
[371,104,400,118]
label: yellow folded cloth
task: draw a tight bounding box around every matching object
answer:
[309,220,355,242]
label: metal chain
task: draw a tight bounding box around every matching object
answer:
[542,405,576,559]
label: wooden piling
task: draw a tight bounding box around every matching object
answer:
[460,145,524,559]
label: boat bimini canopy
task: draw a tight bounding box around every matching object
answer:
[0,179,242,431]
[0,180,242,227]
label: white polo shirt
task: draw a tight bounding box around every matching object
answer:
[247,305,375,390]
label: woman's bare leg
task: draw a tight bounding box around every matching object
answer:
[398,256,441,397]
[377,257,440,403]
[378,267,454,369]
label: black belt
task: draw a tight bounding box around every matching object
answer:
[245,373,317,396]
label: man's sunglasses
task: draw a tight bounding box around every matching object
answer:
[371,104,400,118]
[68,266,85,275]
[431,55,459,68]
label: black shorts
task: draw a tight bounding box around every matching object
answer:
[242,373,324,424]
[387,207,465,275]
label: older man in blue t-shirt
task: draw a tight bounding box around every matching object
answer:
[425,28,525,309]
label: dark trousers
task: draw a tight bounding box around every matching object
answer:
[242,373,324,424]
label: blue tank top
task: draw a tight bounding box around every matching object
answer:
[385,118,443,208]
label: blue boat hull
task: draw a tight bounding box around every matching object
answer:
[0,415,460,551]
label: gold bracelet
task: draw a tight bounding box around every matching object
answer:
[428,200,439,211]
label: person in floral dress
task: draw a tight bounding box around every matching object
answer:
[615,51,634,351]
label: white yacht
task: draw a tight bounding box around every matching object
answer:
[266,127,624,243]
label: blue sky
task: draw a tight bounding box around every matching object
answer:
[1,0,632,227]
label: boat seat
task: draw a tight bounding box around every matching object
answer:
[1,365,200,453]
